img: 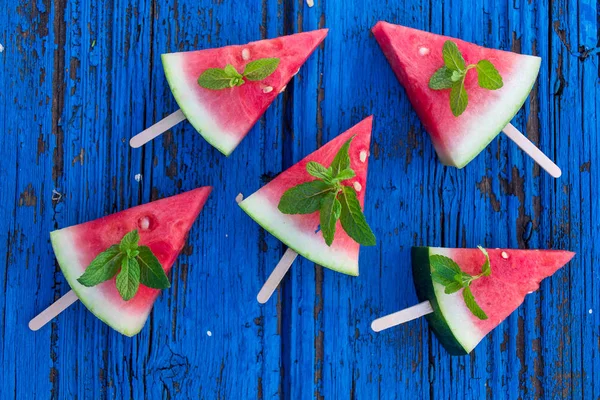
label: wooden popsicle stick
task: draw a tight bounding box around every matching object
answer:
[371,301,434,332]
[235,193,298,304]
[502,123,562,178]
[257,248,299,304]
[129,109,187,148]
[29,290,79,331]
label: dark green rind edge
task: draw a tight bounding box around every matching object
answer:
[50,230,143,337]
[411,247,468,356]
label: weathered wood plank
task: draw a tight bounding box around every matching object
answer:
[0,0,598,398]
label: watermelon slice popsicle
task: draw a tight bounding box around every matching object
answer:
[372,22,561,178]
[130,29,328,155]
[29,187,211,336]
[238,117,375,303]
[371,247,575,355]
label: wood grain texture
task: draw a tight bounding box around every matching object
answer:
[0,0,597,398]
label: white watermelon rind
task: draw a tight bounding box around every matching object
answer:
[239,193,359,276]
[161,53,240,156]
[50,229,148,337]
[447,55,541,168]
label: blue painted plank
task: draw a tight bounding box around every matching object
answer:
[0,0,598,398]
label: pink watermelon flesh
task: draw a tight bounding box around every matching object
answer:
[50,187,212,336]
[162,29,328,156]
[239,117,373,275]
[372,22,541,168]
[412,247,575,354]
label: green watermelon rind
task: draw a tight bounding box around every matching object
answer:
[442,56,541,168]
[239,195,359,276]
[411,247,469,355]
[50,229,146,337]
[161,53,239,157]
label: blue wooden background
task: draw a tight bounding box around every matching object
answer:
[0,0,598,398]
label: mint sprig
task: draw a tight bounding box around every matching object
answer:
[198,58,280,90]
[277,136,376,247]
[77,230,171,301]
[430,246,491,320]
[429,41,504,116]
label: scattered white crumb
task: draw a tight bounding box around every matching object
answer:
[501,251,509,259]
[418,46,430,56]
[51,189,62,201]
[306,0,314,7]
[134,173,142,182]
[207,330,212,337]
[242,48,250,61]
[225,234,228,238]
[235,193,244,203]
[262,86,274,94]
[279,85,287,93]
[0,43,4,53]
[140,217,150,230]
[589,309,593,314]
[359,150,368,163]
[353,181,362,192]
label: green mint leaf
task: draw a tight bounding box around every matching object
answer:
[444,281,464,294]
[198,68,239,90]
[455,272,474,287]
[319,191,342,246]
[462,286,488,320]
[338,186,376,246]
[478,246,491,276]
[429,67,454,90]
[77,245,124,287]
[306,161,333,181]
[430,254,463,286]
[330,136,355,177]
[442,40,466,71]
[450,80,469,117]
[476,60,503,90]
[224,64,242,79]
[137,246,170,289]
[116,256,141,301]
[243,58,280,81]
[119,230,140,254]
[334,168,356,182]
[451,70,463,82]
[278,180,334,214]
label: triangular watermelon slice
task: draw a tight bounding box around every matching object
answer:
[162,29,328,156]
[50,187,212,336]
[372,22,541,168]
[412,247,575,355]
[239,117,373,276]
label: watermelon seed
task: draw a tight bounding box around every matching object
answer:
[207,330,212,336]
[262,86,274,94]
[418,46,430,56]
[353,182,362,192]
[501,251,509,259]
[359,150,368,163]
[140,217,150,230]
[242,48,250,61]
[589,309,593,314]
